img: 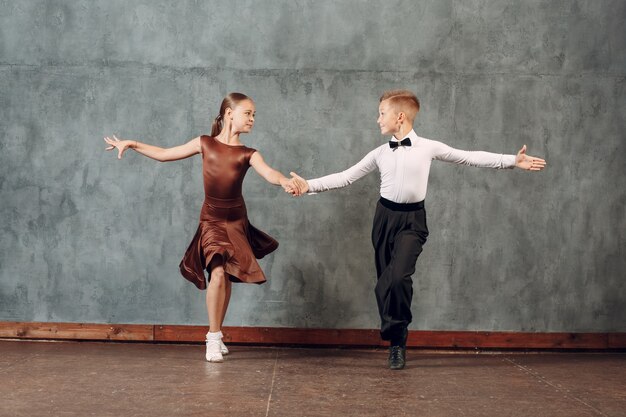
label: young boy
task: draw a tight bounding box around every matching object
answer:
[287,90,546,370]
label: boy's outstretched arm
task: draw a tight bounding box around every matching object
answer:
[284,148,379,197]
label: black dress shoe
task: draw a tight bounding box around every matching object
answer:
[388,345,406,370]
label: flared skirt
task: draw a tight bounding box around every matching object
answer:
[179,196,278,290]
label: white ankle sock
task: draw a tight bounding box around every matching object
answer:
[207,331,222,340]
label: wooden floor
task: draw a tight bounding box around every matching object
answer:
[1,340,625,417]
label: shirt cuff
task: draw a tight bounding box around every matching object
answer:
[306,179,319,194]
[503,154,516,169]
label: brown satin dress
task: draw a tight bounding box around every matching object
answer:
[179,135,278,290]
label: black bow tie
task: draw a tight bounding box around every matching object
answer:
[389,138,412,149]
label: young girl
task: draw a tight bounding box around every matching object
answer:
[104,92,302,362]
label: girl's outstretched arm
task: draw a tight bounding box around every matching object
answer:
[104,135,201,162]
[249,151,304,195]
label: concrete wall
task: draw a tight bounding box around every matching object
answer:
[1,0,624,331]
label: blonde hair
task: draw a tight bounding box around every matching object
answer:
[379,90,420,121]
[210,92,252,136]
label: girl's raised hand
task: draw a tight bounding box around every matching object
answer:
[104,135,134,159]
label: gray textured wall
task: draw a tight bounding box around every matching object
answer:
[1,0,624,332]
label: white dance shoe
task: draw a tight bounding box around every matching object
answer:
[205,338,224,362]
[220,338,229,355]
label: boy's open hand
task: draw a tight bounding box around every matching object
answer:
[515,145,546,171]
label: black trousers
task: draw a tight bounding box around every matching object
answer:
[372,197,429,341]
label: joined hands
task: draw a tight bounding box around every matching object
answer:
[282,172,309,197]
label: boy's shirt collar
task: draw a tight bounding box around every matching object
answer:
[390,129,418,143]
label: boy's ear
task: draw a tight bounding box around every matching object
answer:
[397,111,406,122]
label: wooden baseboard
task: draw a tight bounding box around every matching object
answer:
[1,321,624,349]
[0,322,153,342]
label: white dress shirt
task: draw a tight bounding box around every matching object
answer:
[307,129,516,203]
